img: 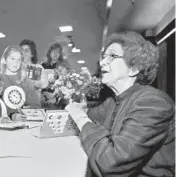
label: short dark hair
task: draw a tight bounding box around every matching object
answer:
[104,31,159,85]
[46,43,64,65]
[20,39,38,64]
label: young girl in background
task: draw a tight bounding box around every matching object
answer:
[0,45,41,121]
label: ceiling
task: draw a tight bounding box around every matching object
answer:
[107,0,175,35]
[0,0,175,73]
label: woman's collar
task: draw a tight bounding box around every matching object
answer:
[113,83,141,103]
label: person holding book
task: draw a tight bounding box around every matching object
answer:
[20,39,48,92]
[0,45,41,121]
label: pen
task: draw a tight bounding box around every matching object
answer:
[17,108,25,116]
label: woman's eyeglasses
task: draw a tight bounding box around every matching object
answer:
[99,53,124,64]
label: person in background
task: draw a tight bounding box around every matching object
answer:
[0,45,41,121]
[20,39,48,91]
[41,59,71,109]
[66,31,175,177]
[41,42,64,69]
[54,59,71,78]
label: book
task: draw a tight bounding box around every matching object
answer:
[39,110,79,138]
[20,109,46,121]
[26,64,42,81]
[0,121,29,130]
[44,69,55,80]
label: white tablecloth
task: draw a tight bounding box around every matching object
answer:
[0,122,88,177]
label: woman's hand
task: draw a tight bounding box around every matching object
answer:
[65,102,88,123]
[65,102,92,130]
[11,113,27,122]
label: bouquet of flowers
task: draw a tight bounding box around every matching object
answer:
[41,67,102,108]
[83,76,102,99]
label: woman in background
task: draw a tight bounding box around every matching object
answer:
[0,45,41,121]
[66,31,175,177]
[41,42,64,69]
[20,39,48,91]
[41,59,71,109]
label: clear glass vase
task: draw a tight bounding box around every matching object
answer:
[80,93,88,111]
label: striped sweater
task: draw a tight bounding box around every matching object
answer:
[80,83,175,177]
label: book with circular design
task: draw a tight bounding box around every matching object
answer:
[3,86,26,109]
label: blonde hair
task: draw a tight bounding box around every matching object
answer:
[0,45,26,83]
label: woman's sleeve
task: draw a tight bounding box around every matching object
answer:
[24,78,41,108]
[80,91,174,177]
[87,98,110,124]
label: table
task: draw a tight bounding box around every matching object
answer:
[0,122,88,177]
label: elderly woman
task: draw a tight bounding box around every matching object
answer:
[66,31,175,177]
